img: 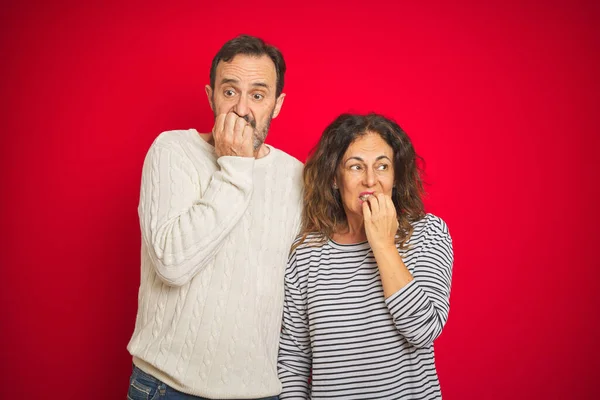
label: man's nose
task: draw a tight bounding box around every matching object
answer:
[233,95,249,117]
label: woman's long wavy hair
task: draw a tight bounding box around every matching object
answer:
[293,113,425,251]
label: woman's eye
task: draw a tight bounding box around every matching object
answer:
[377,164,389,171]
[350,165,362,171]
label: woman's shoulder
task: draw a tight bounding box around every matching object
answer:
[285,233,327,283]
[290,232,328,253]
[412,213,449,231]
[409,213,452,245]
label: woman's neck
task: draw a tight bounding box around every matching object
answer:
[332,215,367,244]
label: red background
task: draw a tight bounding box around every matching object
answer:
[2,1,599,399]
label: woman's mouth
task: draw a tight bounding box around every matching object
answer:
[359,192,374,202]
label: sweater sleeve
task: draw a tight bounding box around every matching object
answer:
[138,143,254,287]
[278,250,312,400]
[384,216,453,348]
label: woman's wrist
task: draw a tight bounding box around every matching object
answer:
[370,240,398,255]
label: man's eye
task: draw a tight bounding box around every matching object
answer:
[252,93,264,100]
[224,89,235,97]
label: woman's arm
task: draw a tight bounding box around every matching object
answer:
[364,195,453,348]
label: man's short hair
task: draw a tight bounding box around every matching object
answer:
[210,34,286,98]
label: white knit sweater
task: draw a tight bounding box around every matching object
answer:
[127,129,304,399]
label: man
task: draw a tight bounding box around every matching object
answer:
[126,35,303,400]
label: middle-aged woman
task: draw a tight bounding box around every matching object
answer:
[278,113,454,400]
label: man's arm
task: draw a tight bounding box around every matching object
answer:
[139,142,255,287]
[278,251,312,400]
[139,113,256,287]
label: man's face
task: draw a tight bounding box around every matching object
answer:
[206,54,285,149]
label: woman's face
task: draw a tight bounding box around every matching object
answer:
[335,132,395,221]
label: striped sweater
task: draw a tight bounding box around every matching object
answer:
[278,214,453,399]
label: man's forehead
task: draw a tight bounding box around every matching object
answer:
[216,54,277,85]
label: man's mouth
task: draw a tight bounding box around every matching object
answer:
[235,113,256,129]
[359,192,374,202]
[245,117,256,129]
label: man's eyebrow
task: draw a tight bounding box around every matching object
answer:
[219,79,270,91]
[220,78,239,85]
[251,82,269,89]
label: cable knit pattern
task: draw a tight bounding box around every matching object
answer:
[127,129,303,399]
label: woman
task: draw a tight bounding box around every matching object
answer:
[278,113,453,400]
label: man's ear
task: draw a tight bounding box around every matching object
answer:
[272,93,286,119]
[205,85,214,112]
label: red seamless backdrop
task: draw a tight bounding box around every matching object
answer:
[1,1,599,399]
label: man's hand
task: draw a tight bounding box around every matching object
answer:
[212,112,254,158]
[363,193,399,251]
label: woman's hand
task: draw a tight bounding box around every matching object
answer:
[363,193,412,298]
[362,193,399,251]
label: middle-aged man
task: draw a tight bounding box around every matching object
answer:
[126,34,303,400]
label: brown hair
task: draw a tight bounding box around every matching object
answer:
[209,34,286,97]
[294,113,425,251]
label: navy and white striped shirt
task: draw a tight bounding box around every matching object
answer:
[278,214,453,399]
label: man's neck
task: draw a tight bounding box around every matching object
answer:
[254,143,270,159]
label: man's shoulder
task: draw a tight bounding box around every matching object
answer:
[151,129,198,150]
[268,146,304,170]
[145,129,214,165]
[265,146,304,196]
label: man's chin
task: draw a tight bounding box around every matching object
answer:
[252,132,268,150]
[252,139,265,151]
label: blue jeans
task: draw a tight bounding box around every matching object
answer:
[127,365,279,400]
